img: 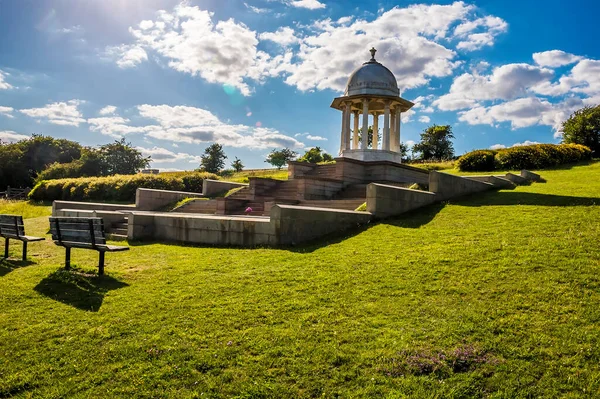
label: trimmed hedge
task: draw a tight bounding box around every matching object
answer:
[29,172,219,202]
[456,144,592,172]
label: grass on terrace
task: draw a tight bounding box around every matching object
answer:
[1,162,600,398]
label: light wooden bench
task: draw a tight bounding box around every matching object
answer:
[49,217,129,275]
[0,215,45,261]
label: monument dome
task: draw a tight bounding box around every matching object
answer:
[344,49,400,97]
[330,48,414,164]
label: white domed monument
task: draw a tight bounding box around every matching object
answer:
[330,48,414,163]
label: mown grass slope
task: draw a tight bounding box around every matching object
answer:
[1,162,599,398]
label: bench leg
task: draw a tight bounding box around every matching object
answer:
[98,252,105,276]
[65,247,71,270]
[22,242,27,261]
[4,238,8,259]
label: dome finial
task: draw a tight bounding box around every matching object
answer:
[369,47,377,62]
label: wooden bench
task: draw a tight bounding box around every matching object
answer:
[49,217,129,275]
[0,215,45,261]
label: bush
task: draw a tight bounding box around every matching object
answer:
[456,144,592,172]
[455,150,497,172]
[29,172,219,202]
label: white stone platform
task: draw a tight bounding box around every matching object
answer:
[340,149,403,163]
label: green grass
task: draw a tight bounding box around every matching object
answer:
[0,200,52,219]
[1,162,600,398]
[224,168,288,183]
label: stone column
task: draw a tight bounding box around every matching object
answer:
[396,110,402,153]
[372,113,379,149]
[390,110,397,152]
[345,102,352,151]
[382,102,390,151]
[353,111,359,150]
[361,99,369,150]
[339,107,346,155]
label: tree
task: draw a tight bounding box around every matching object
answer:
[298,147,334,163]
[99,139,151,175]
[356,126,381,149]
[265,148,297,169]
[231,157,244,172]
[562,105,600,155]
[200,143,227,173]
[412,125,455,161]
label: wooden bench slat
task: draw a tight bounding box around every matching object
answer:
[53,241,129,252]
[50,230,106,244]
[49,217,104,224]
[49,223,104,232]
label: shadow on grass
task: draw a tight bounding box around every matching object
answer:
[34,269,129,312]
[457,191,599,207]
[0,258,35,277]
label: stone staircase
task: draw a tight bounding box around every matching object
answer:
[304,163,337,177]
[334,183,367,199]
[106,216,128,241]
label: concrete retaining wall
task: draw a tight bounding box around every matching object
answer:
[366,184,436,218]
[172,198,218,214]
[521,170,543,182]
[202,179,248,197]
[429,171,495,201]
[288,162,317,178]
[296,178,344,200]
[52,200,135,215]
[466,175,516,189]
[136,188,204,211]
[271,204,372,245]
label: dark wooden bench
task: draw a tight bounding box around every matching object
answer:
[0,214,45,261]
[49,217,129,275]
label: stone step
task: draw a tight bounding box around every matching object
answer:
[107,233,128,241]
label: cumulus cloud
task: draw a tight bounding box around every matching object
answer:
[244,3,269,14]
[490,144,506,150]
[433,63,554,111]
[99,105,117,115]
[0,106,14,118]
[0,131,29,143]
[295,132,327,141]
[490,141,541,150]
[533,50,583,68]
[453,16,508,51]
[259,27,299,46]
[137,146,201,164]
[418,115,431,123]
[87,104,305,150]
[20,100,86,126]
[104,2,507,96]
[287,0,326,10]
[0,70,13,90]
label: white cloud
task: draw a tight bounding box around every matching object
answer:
[434,63,554,111]
[512,140,541,147]
[418,115,431,123]
[99,105,117,115]
[0,70,13,90]
[454,16,508,51]
[0,106,14,118]
[244,2,269,13]
[295,132,327,141]
[20,100,86,126]
[105,44,148,68]
[533,50,583,68]
[405,140,415,147]
[0,131,29,143]
[136,146,202,164]
[287,0,326,10]
[259,27,299,46]
[490,144,506,150]
[87,116,150,138]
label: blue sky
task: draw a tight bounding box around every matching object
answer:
[0,0,598,170]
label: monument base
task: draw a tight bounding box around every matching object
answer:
[340,149,403,164]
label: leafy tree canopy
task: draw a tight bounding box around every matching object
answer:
[200,143,227,173]
[412,125,455,161]
[298,147,334,163]
[231,157,244,172]
[562,105,600,155]
[265,148,297,170]
[99,139,151,175]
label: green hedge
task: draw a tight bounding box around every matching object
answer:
[28,173,219,202]
[456,144,592,172]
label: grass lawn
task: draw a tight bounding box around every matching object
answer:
[1,162,600,398]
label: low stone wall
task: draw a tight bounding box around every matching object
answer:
[248,178,281,199]
[271,204,372,245]
[202,179,248,197]
[172,199,218,214]
[296,177,344,200]
[288,161,317,178]
[333,158,430,185]
[52,201,136,216]
[136,188,204,211]
[503,173,528,185]
[521,170,543,182]
[466,175,516,189]
[429,171,495,201]
[366,184,436,218]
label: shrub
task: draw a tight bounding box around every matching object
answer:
[455,150,497,172]
[456,144,592,172]
[29,172,219,202]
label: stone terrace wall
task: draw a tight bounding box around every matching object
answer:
[202,179,248,197]
[52,201,136,216]
[366,184,436,218]
[136,188,204,211]
[429,171,495,201]
[271,204,372,245]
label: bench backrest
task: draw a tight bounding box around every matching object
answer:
[0,215,25,238]
[49,217,107,246]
